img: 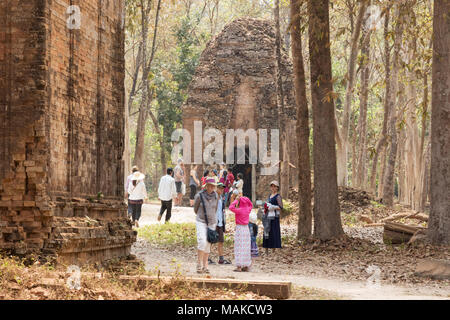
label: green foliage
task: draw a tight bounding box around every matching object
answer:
[341,212,359,227]
[153,16,205,159]
[282,199,294,216]
[138,223,198,247]
[138,223,236,248]
[370,200,385,208]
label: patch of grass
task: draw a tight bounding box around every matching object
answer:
[139,223,239,248]
[370,200,385,208]
[282,199,294,216]
[138,223,197,247]
[341,212,358,227]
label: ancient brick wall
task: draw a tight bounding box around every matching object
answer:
[182,18,298,201]
[0,0,135,264]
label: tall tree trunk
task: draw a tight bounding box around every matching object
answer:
[308,0,343,240]
[417,74,430,212]
[421,142,431,211]
[336,0,368,187]
[274,0,289,199]
[133,1,150,170]
[291,0,312,239]
[397,129,407,204]
[133,0,162,170]
[128,44,143,114]
[428,0,450,245]
[148,106,167,174]
[381,3,404,207]
[369,8,391,195]
[354,27,371,189]
[400,10,425,210]
[377,148,387,197]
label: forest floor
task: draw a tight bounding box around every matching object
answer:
[133,195,450,300]
[1,191,448,300]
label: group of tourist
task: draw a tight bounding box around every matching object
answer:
[125,161,283,274]
[124,160,187,227]
[190,164,244,208]
[193,175,282,274]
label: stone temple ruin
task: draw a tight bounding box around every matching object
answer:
[0,0,136,264]
[182,18,298,201]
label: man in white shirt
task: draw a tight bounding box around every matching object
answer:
[125,166,139,218]
[158,167,177,223]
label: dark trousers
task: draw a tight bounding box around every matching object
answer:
[159,200,172,222]
[130,203,142,222]
[127,199,133,216]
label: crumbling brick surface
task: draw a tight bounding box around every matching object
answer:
[0,0,135,265]
[182,18,298,200]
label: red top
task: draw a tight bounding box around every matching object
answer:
[225,172,234,193]
[201,176,207,189]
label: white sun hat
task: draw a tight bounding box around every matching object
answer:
[132,171,145,181]
[270,180,280,187]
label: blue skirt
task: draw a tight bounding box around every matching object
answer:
[262,217,281,248]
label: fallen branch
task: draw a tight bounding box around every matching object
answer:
[381,211,429,223]
[404,212,429,222]
[380,212,411,223]
[383,221,426,244]
[363,223,385,227]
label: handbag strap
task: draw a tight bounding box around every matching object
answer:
[199,192,209,225]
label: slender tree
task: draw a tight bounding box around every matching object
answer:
[134,0,162,170]
[381,2,405,206]
[274,0,290,199]
[336,0,368,187]
[428,0,450,244]
[290,0,312,239]
[369,6,391,195]
[354,7,372,189]
[308,0,344,240]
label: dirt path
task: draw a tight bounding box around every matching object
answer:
[139,203,197,225]
[133,205,449,300]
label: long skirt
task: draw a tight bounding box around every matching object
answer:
[262,217,282,248]
[234,224,252,267]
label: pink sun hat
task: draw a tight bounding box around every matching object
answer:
[204,178,217,186]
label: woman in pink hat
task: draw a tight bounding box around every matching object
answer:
[193,178,218,274]
[229,191,253,272]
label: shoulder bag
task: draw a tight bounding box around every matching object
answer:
[199,192,219,244]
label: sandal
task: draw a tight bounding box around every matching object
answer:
[218,259,231,265]
[196,264,203,273]
[242,266,249,272]
[202,267,210,274]
[233,267,242,272]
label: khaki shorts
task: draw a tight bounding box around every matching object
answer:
[196,221,212,253]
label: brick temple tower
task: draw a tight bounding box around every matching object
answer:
[0,0,136,264]
[182,18,298,202]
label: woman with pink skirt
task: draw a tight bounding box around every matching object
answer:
[229,192,253,272]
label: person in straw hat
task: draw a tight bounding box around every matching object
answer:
[193,177,218,274]
[125,166,140,218]
[127,170,148,228]
[262,180,282,255]
[211,182,232,265]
